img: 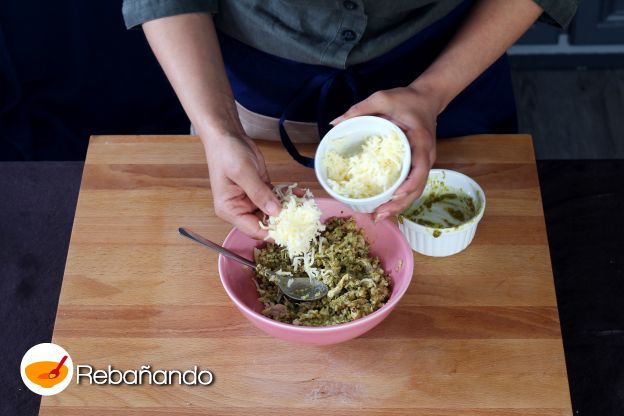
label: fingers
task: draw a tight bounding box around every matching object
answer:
[213,191,269,240]
[331,91,390,125]
[374,169,428,221]
[232,212,269,240]
[234,167,281,217]
[374,134,433,221]
[394,155,430,197]
[291,186,309,198]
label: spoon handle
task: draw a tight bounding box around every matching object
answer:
[178,228,257,269]
[55,355,68,371]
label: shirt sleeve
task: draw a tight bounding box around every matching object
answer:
[122,0,219,29]
[532,0,579,28]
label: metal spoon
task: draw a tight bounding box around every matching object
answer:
[178,228,328,301]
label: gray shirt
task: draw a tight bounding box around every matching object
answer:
[122,0,578,69]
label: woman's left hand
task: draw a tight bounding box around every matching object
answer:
[331,85,444,222]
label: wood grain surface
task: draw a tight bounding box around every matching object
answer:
[40,135,571,415]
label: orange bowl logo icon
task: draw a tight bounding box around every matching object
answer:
[21,343,73,396]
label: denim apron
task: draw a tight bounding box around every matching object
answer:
[218,0,517,167]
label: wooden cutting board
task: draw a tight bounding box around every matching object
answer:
[40,135,571,415]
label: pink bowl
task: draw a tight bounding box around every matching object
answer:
[218,198,414,345]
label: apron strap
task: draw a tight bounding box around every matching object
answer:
[279,69,351,168]
[316,70,359,141]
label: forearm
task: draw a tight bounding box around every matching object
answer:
[143,13,242,141]
[411,0,543,113]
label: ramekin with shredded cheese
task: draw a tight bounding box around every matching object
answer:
[315,116,411,213]
[324,131,405,199]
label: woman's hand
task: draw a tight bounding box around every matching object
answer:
[330,0,545,222]
[204,134,281,239]
[144,14,281,238]
[331,84,445,222]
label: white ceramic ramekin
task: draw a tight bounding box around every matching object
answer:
[314,116,411,213]
[398,169,486,257]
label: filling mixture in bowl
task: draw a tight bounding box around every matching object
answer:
[254,217,391,326]
[324,132,405,199]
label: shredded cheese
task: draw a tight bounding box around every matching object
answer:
[259,184,338,282]
[324,131,405,198]
[260,184,325,260]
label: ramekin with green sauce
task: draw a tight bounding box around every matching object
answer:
[398,169,486,257]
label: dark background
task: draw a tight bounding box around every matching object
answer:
[1,1,623,415]
[0,0,189,160]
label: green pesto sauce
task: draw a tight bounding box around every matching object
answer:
[406,189,478,231]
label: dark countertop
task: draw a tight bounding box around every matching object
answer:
[537,160,624,415]
[1,160,623,416]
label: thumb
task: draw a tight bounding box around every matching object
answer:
[330,97,379,125]
[236,170,281,217]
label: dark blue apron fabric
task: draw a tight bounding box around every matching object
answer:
[218,0,517,167]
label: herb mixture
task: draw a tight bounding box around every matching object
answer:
[254,217,391,326]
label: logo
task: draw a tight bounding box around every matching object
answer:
[20,343,74,396]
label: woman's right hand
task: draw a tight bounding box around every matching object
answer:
[143,13,280,238]
[204,134,281,239]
